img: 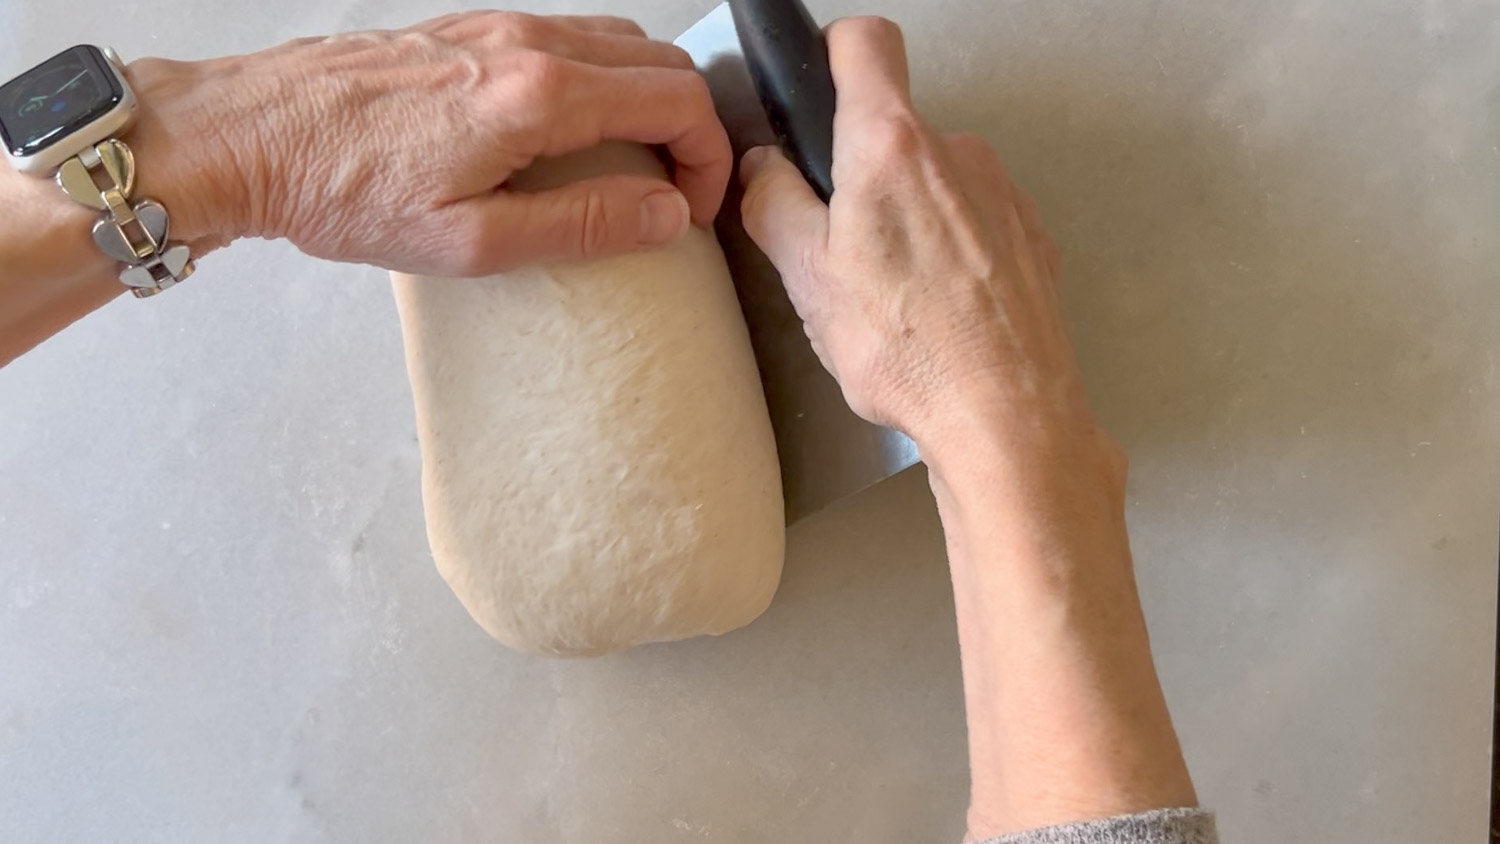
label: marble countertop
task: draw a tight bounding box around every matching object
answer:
[2,1,1496,842]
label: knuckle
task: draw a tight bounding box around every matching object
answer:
[739,166,781,230]
[663,44,696,70]
[512,50,570,104]
[481,10,532,37]
[279,35,328,51]
[393,30,443,60]
[424,11,485,37]
[1018,187,1044,217]
[947,131,990,157]
[577,190,614,258]
[740,183,771,232]
[448,218,498,276]
[658,70,720,133]
[499,12,551,45]
[602,16,648,37]
[441,11,519,43]
[988,153,1014,184]
[672,69,716,111]
[866,114,932,162]
[840,15,904,44]
[1043,238,1063,275]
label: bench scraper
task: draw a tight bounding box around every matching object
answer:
[674,0,919,524]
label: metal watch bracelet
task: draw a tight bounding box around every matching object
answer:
[56,138,194,297]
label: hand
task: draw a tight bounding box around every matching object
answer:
[739,24,1201,838]
[122,12,731,275]
[739,17,1097,464]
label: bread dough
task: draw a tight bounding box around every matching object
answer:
[392,144,785,657]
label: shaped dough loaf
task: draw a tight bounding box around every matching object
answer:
[392,143,785,657]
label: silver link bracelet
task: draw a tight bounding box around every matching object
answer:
[55,139,194,297]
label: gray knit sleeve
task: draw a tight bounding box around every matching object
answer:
[974,808,1218,844]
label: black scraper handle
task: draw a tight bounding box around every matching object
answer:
[730,0,837,202]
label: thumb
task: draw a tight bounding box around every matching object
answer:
[462,175,692,271]
[739,146,830,269]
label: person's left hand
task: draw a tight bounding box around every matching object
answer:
[121,12,731,275]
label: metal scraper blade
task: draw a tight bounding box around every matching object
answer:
[674,3,919,524]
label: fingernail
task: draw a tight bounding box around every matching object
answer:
[640,190,690,245]
[740,146,775,184]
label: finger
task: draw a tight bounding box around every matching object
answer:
[536,63,731,226]
[826,17,912,118]
[547,14,649,37]
[450,176,693,272]
[739,146,830,272]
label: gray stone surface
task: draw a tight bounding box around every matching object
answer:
[1,1,1495,842]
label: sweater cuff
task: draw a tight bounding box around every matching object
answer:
[973,807,1218,844]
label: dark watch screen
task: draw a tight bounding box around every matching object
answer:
[0,45,123,158]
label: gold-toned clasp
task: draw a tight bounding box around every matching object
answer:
[56,139,135,210]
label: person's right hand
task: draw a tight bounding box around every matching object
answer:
[739,17,1104,466]
[120,12,731,275]
[740,26,1203,844]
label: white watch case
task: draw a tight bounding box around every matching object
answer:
[3,47,136,176]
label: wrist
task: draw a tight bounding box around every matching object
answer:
[917,383,1131,583]
[120,56,260,253]
[916,382,1123,496]
[0,56,259,364]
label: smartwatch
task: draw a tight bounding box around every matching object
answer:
[1,45,195,296]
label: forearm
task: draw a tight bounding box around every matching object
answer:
[0,57,248,367]
[0,167,123,365]
[0,15,734,368]
[921,407,1196,840]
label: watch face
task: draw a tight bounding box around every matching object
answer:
[0,45,124,158]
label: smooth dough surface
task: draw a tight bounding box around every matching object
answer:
[392,144,785,657]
